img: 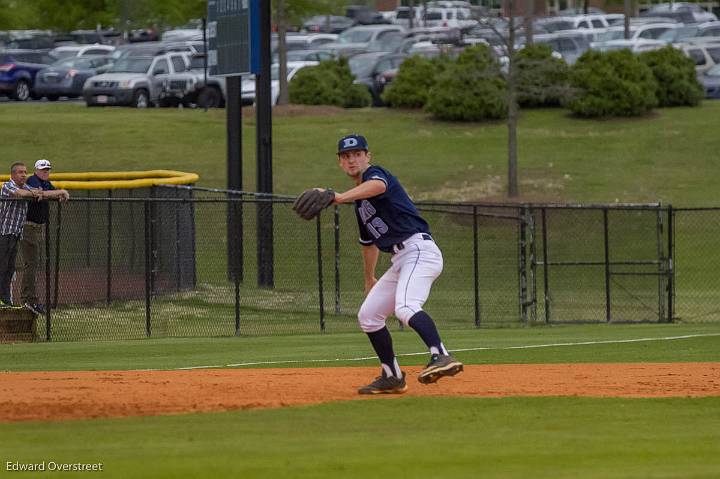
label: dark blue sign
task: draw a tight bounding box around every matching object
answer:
[207,0,251,76]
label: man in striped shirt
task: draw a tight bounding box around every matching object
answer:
[0,163,41,307]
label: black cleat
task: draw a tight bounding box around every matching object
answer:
[358,372,408,395]
[418,354,463,384]
[24,303,46,315]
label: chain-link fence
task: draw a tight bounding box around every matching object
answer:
[2,189,717,342]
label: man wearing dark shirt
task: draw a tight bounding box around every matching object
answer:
[18,159,69,315]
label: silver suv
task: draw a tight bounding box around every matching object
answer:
[83,52,188,107]
[159,54,226,108]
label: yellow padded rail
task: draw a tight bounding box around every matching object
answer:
[0,170,199,190]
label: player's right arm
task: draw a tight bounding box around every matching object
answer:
[361,244,380,294]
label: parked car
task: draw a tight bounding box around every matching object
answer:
[422,7,478,30]
[593,39,666,53]
[49,44,115,60]
[302,15,355,34]
[109,41,204,61]
[346,5,390,25]
[83,52,188,107]
[3,33,55,50]
[658,21,720,44]
[282,33,338,52]
[537,15,610,33]
[699,63,720,98]
[591,23,678,49]
[241,61,319,106]
[274,49,336,62]
[55,30,112,45]
[161,27,205,42]
[34,55,113,100]
[324,25,406,57]
[159,53,226,108]
[644,2,717,23]
[0,49,56,100]
[520,33,588,64]
[349,51,407,105]
[678,39,720,74]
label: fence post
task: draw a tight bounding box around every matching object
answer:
[316,214,325,331]
[603,208,611,322]
[473,205,480,327]
[518,207,528,323]
[527,207,537,323]
[235,275,241,336]
[190,188,197,288]
[53,202,62,309]
[149,187,157,295]
[667,204,674,322]
[45,217,51,341]
[656,207,665,322]
[334,205,340,315]
[106,190,112,304]
[144,200,151,337]
[541,208,550,323]
[85,190,91,267]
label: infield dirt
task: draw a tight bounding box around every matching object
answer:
[1,362,718,423]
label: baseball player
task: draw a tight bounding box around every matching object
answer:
[297,134,463,394]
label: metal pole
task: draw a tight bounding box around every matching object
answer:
[656,207,665,322]
[85,190,91,267]
[235,275,240,336]
[226,75,243,283]
[189,188,197,288]
[149,187,157,295]
[473,206,480,327]
[667,204,674,322]
[518,208,528,322]
[53,203,62,309]
[106,190,112,304]
[174,198,181,291]
[603,208,611,322]
[316,215,325,331]
[144,200,151,337]
[528,208,537,323]
[334,206,340,315]
[541,208,550,323]
[45,217,51,341]
[256,0,274,288]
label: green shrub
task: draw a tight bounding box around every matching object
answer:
[515,44,570,107]
[382,55,448,108]
[639,46,703,107]
[288,59,371,108]
[425,45,507,121]
[566,49,658,117]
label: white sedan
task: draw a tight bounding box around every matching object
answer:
[241,61,319,105]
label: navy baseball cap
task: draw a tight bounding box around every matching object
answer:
[337,134,368,154]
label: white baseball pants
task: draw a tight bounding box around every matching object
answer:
[358,233,444,333]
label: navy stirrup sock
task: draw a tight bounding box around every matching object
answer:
[366,326,401,378]
[408,311,446,355]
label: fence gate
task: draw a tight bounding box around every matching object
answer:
[531,205,671,324]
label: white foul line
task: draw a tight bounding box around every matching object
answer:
[161,332,720,371]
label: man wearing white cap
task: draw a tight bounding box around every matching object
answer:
[17,159,69,315]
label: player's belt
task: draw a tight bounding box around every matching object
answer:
[392,233,433,253]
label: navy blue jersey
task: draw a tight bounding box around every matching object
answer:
[25,175,56,224]
[354,165,430,253]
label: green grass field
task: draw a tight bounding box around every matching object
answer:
[1,324,720,478]
[1,103,719,478]
[1,102,719,205]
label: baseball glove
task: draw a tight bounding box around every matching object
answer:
[292,189,336,220]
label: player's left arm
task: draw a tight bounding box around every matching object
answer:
[334,180,386,204]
